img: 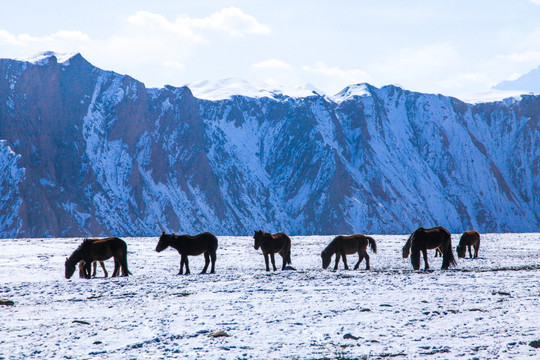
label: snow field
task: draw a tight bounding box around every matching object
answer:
[1,233,539,359]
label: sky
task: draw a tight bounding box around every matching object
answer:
[2,0,540,98]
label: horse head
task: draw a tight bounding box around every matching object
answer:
[321,250,331,269]
[65,257,77,279]
[253,230,264,250]
[456,244,466,258]
[156,231,171,252]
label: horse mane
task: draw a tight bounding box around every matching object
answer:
[402,233,414,258]
[66,239,89,265]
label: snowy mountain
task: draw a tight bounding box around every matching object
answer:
[0,53,538,237]
[493,65,540,93]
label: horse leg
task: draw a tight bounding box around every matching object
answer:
[84,262,92,279]
[201,252,210,274]
[270,253,277,271]
[342,254,349,270]
[91,262,97,277]
[468,245,473,258]
[100,261,108,277]
[422,248,430,270]
[263,253,270,271]
[78,261,85,278]
[333,254,340,271]
[364,253,370,270]
[120,254,130,276]
[185,256,191,274]
[280,252,287,270]
[210,251,216,274]
[112,259,120,277]
[474,243,479,258]
[354,252,363,270]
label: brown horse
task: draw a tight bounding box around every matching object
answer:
[155,232,218,274]
[402,227,457,270]
[253,230,292,271]
[321,234,377,270]
[65,238,130,279]
[78,261,108,278]
[457,230,481,258]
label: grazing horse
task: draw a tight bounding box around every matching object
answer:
[155,232,218,275]
[402,227,457,270]
[65,238,130,279]
[457,230,481,258]
[321,234,377,271]
[253,230,292,271]
[78,260,108,278]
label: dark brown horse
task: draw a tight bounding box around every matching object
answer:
[253,230,292,271]
[65,238,130,279]
[321,234,377,270]
[155,232,218,274]
[78,260,108,278]
[402,227,457,270]
[456,230,481,258]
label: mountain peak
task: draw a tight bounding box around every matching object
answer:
[332,83,375,102]
[16,51,82,66]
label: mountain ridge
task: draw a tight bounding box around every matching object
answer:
[0,52,538,237]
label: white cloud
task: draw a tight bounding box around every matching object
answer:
[438,72,490,89]
[163,60,185,70]
[302,61,369,79]
[529,0,540,5]
[128,11,201,42]
[252,58,291,69]
[187,7,271,37]
[0,28,90,47]
[127,7,270,41]
[496,51,540,63]
[52,30,91,42]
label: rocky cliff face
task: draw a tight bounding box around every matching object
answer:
[0,53,538,237]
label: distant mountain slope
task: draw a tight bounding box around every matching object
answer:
[493,65,540,93]
[0,53,538,237]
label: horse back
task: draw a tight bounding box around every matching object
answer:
[84,237,126,261]
[415,226,450,249]
[335,235,369,254]
[262,232,290,253]
[460,230,480,245]
[176,232,218,255]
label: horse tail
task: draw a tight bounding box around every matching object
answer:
[367,236,377,254]
[442,237,457,270]
[286,246,292,265]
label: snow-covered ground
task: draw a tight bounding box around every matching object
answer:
[1,233,539,359]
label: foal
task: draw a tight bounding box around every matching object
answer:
[253,230,292,271]
[456,230,481,258]
[321,234,377,270]
[78,260,108,278]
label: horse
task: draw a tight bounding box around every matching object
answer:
[402,227,457,270]
[253,230,292,271]
[456,230,481,258]
[321,234,377,271]
[65,237,130,279]
[434,247,443,257]
[155,232,218,274]
[78,260,108,278]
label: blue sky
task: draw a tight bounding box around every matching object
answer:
[2,0,540,97]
